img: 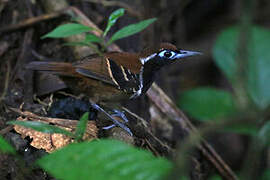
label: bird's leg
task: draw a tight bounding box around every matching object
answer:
[112,109,129,123]
[102,109,129,129]
[91,103,133,136]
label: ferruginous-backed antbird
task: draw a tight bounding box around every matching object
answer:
[27,43,201,135]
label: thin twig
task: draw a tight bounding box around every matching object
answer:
[0,125,13,135]
[123,107,173,156]
[0,60,10,102]
[0,8,70,34]
[122,107,148,128]
[9,108,92,129]
[147,83,238,180]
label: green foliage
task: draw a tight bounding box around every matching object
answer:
[41,8,156,52]
[103,8,125,37]
[247,27,270,109]
[41,23,94,39]
[7,121,73,137]
[212,27,239,83]
[213,26,270,110]
[0,135,16,155]
[37,139,172,180]
[107,18,157,45]
[85,34,102,43]
[7,116,172,180]
[179,25,270,132]
[177,27,270,180]
[262,170,270,180]
[74,112,89,141]
[178,87,236,121]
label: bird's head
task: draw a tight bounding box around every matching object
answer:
[139,43,201,68]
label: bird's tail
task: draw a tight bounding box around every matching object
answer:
[26,61,76,76]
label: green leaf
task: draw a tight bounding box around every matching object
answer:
[212,26,239,82]
[258,121,270,146]
[247,27,270,109]
[103,8,125,37]
[108,18,157,45]
[41,23,93,39]
[178,87,236,121]
[74,112,89,141]
[63,34,101,47]
[213,26,270,109]
[85,34,102,43]
[7,121,73,137]
[0,135,16,155]
[37,140,172,180]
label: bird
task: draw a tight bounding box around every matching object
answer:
[27,42,201,135]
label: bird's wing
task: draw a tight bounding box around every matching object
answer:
[74,52,141,93]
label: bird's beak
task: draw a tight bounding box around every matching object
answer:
[175,50,202,59]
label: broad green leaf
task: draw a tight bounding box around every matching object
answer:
[103,8,125,37]
[258,121,270,146]
[74,112,89,141]
[213,27,239,82]
[63,34,101,47]
[178,87,236,121]
[41,23,93,39]
[85,34,102,43]
[0,135,16,155]
[7,121,73,137]
[213,26,270,109]
[247,27,270,109]
[108,18,157,45]
[37,140,172,180]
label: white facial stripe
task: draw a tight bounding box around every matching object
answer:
[139,53,157,65]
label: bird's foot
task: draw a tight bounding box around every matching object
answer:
[102,109,129,129]
[91,103,133,136]
[112,109,129,123]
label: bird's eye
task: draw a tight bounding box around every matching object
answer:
[164,51,172,58]
[159,50,175,59]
